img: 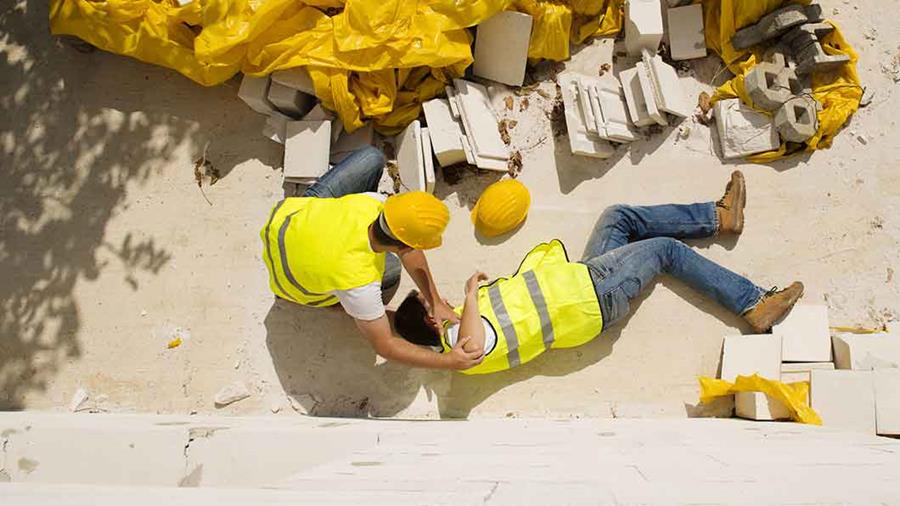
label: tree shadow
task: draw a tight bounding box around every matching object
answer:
[0,6,279,409]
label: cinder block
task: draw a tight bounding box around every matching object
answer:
[625,0,664,56]
[619,67,655,127]
[773,304,832,362]
[395,120,425,193]
[713,98,779,160]
[271,67,316,96]
[644,52,694,118]
[811,370,875,433]
[731,4,808,50]
[875,369,900,435]
[422,99,467,167]
[666,4,706,61]
[283,120,332,183]
[804,4,824,23]
[421,127,436,194]
[832,333,900,370]
[774,96,818,143]
[635,61,667,126]
[238,75,277,115]
[558,73,616,158]
[720,334,783,382]
[744,63,794,111]
[473,11,533,86]
[735,391,791,421]
[795,42,850,75]
[268,81,315,118]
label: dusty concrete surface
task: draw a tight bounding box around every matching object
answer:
[1,0,899,419]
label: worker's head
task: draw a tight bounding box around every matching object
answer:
[394,290,442,347]
[373,192,449,251]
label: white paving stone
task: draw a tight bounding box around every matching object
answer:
[773,304,832,362]
[832,333,900,370]
[666,4,706,61]
[422,99,467,167]
[625,0,664,56]
[238,74,277,115]
[714,98,779,160]
[452,79,507,160]
[811,370,876,433]
[283,120,332,183]
[644,52,694,118]
[720,334,782,382]
[473,11,533,86]
[395,120,425,193]
[735,391,790,421]
[587,76,636,143]
[874,369,900,435]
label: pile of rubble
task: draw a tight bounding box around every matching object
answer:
[719,304,900,436]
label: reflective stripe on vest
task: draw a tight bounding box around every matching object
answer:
[522,270,555,350]
[487,284,521,368]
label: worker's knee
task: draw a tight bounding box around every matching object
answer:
[356,145,386,171]
[645,237,686,262]
[598,204,633,228]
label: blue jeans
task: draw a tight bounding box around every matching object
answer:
[581,204,765,329]
[301,147,400,299]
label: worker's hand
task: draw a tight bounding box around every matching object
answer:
[431,297,460,326]
[444,336,484,370]
[465,271,488,296]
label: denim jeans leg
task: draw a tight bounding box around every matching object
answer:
[584,237,764,327]
[302,146,386,198]
[582,203,718,261]
[381,253,402,304]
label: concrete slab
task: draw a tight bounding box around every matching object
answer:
[832,333,900,370]
[421,127,436,194]
[735,391,791,420]
[667,4,706,61]
[644,52,694,118]
[271,67,316,96]
[452,79,509,170]
[558,73,617,158]
[619,67,655,127]
[422,99,467,167]
[268,82,315,118]
[395,120,425,193]
[874,369,900,435]
[811,370,876,433]
[262,113,291,145]
[625,0,664,56]
[473,11,533,86]
[713,98,779,159]
[774,304,832,362]
[720,334,782,382]
[238,75,277,115]
[283,120,331,183]
[635,62,667,126]
[775,96,819,143]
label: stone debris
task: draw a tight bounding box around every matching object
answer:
[666,4,706,61]
[558,73,615,158]
[394,120,426,193]
[267,81,315,118]
[731,4,808,50]
[238,75,278,116]
[642,51,694,118]
[270,67,316,96]
[283,120,332,184]
[421,127,436,194]
[773,304,832,362]
[781,361,834,385]
[619,67,655,127]
[744,63,795,112]
[735,391,790,421]
[330,124,375,164]
[473,11,533,86]
[214,382,251,407]
[449,79,509,171]
[774,96,819,143]
[713,98,779,159]
[625,0,664,56]
[69,388,90,412]
[422,98,467,167]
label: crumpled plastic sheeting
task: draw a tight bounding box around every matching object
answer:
[49,0,624,134]
[702,0,863,162]
[698,374,823,425]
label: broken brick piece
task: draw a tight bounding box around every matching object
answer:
[774,96,818,143]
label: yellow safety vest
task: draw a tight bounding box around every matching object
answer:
[260,194,386,307]
[441,240,603,374]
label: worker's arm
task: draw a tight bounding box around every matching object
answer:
[355,315,483,370]
[457,271,488,355]
[399,249,459,326]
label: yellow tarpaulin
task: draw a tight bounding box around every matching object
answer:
[701,0,863,162]
[698,374,822,425]
[49,0,624,134]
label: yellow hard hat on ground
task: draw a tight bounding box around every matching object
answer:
[471,179,531,237]
[383,191,450,250]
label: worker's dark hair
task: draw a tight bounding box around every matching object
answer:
[394,290,441,347]
[371,213,408,248]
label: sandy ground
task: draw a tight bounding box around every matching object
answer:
[2,0,899,420]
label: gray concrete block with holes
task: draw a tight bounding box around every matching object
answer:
[775,96,819,143]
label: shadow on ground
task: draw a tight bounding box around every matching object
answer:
[0,3,276,409]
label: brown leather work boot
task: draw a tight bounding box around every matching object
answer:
[716,171,746,235]
[743,282,805,333]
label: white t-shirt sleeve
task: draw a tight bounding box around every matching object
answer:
[334,282,385,321]
[445,317,498,356]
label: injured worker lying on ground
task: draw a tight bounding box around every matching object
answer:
[393,171,805,374]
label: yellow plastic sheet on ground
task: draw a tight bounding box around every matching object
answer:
[698,374,822,425]
[701,0,863,162]
[49,0,623,134]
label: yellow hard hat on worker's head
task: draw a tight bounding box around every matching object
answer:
[471,179,531,238]
[383,191,450,250]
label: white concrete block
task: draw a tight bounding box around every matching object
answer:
[811,370,876,433]
[773,304,832,362]
[473,11,533,86]
[720,334,782,382]
[422,99,467,167]
[667,4,707,61]
[644,52,694,118]
[735,391,791,421]
[452,79,509,170]
[625,0,664,56]
[421,127,436,194]
[713,98,779,160]
[587,77,636,143]
[284,120,332,183]
[238,75,277,115]
[635,62,667,126]
[395,120,425,193]
[268,81,315,118]
[781,362,834,383]
[271,67,316,96]
[262,112,294,145]
[558,73,616,159]
[875,369,900,435]
[330,124,376,163]
[619,67,655,127]
[832,333,900,370]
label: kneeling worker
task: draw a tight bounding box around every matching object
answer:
[393,171,804,374]
[261,147,482,370]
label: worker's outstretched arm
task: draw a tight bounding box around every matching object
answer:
[457,271,488,355]
[399,249,459,325]
[356,315,482,370]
